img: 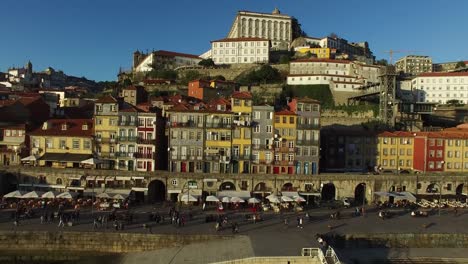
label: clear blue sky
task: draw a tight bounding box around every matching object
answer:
[2,0,467,81]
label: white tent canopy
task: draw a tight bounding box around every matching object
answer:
[42,191,60,199]
[57,191,78,199]
[21,191,44,199]
[96,192,112,199]
[179,194,198,202]
[374,191,417,202]
[230,197,245,203]
[221,196,231,203]
[294,196,306,202]
[281,196,294,202]
[205,195,220,202]
[80,158,102,165]
[21,155,36,161]
[4,190,26,198]
[248,197,261,204]
[113,194,128,200]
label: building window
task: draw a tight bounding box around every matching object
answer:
[253,125,260,133]
[72,139,80,149]
[84,140,91,149]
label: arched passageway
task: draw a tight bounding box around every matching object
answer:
[321,183,336,201]
[219,181,236,191]
[354,183,366,205]
[147,180,166,202]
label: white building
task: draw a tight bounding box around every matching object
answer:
[211,38,270,65]
[395,55,432,75]
[412,72,468,104]
[133,50,201,72]
[227,8,293,50]
[287,59,380,86]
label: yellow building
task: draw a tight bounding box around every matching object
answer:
[443,134,467,173]
[273,109,297,174]
[29,119,94,168]
[94,95,120,169]
[205,111,232,173]
[231,91,253,173]
[377,131,414,172]
[297,47,336,59]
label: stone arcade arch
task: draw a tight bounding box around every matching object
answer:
[456,184,464,196]
[282,182,293,191]
[147,180,166,203]
[321,183,336,201]
[219,181,236,191]
[354,183,366,205]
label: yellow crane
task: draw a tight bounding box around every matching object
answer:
[383,50,420,64]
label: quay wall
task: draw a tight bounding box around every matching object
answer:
[0,231,233,253]
[333,233,468,248]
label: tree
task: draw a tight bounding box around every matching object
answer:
[455,61,466,68]
[279,55,291,64]
[198,59,215,68]
[180,70,207,85]
[211,75,226,81]
[446,99,464,106]
[375,59,388,66]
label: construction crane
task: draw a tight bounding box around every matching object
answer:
[383,50,420,64]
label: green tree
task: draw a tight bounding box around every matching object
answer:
[455,61,466,68]
[180,70,205,85]
[375,59,388,66]
[279,55,291,64]
[211,75,226,81]
[198,59,215,68]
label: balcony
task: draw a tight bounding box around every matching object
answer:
[233,120,252,127]
[205,155,220,161]
[252,144,269,150]
[297,123,320,130]
[120,120,137,126]
[296,140,319,146]
[137,137,157,145]
[167,121,199,128]
[134,153,154,159]
[205,122,232,129]
[119,136,137,142]
[116,152,135,158]
[99,152,117,159]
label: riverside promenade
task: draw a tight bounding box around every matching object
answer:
[0,204,468,263]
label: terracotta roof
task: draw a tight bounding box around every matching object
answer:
[332,81,364,85]
[291,58,351,64]
[154,50,200,59]
[231,91,252,99]
[294,97,321,104]
[418,72,468,77]
[29,119,93,137]
[211,37,269,43]
[275,109,296,116]
[96,95,117,104]
[123,86,138,91]
[119,102,138,112]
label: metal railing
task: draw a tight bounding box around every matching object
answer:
[325,246,342,264]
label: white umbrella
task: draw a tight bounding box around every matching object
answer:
[221,196,231,203]
[230,197,245,203]
[80,158,102,165]
[294,196,306,202]
[21,155,36,161]
[205,195,220,202]
[180,194,197,202]
[113,194,128,200]
[268,196,281,204]
[57,191,78,199]
[266,194,278,200]
[21,191,44,199]
[281,196,294,202]
[41,191,60,199]
[3,190,25,198]
[248,197,261,204]
[96,192,111,199]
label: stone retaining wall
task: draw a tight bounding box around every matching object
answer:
[0,231,233,253]
[335,233,468,248]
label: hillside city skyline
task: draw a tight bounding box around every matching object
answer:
[1,0,468,81]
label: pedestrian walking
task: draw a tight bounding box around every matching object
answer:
[296,216,300,228]
[93,218,99,230]
[299,217,303,229]
[40,215,44,224]
[58,215,65,227]
[202,202,206,211]
[284,217,289,228]
[454,207,458,217]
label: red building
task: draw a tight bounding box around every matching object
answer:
[188,79,237,101]
[414,132,446,172]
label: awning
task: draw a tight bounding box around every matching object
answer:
[38,153,92,162]
[299,192,321,196]
[21,155,37,161]
[168,189,181,194]
[131,187,148,192]
[80,158,102,165]
[281,191,299,197]
[374,191,416,202]
[217,191,251,199]
[116,177,132,181]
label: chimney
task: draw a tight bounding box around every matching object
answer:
[42,121,49,130]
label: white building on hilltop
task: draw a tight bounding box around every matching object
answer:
[226,8,295,50]
[211,38,270,65]
[412,72,468,104]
